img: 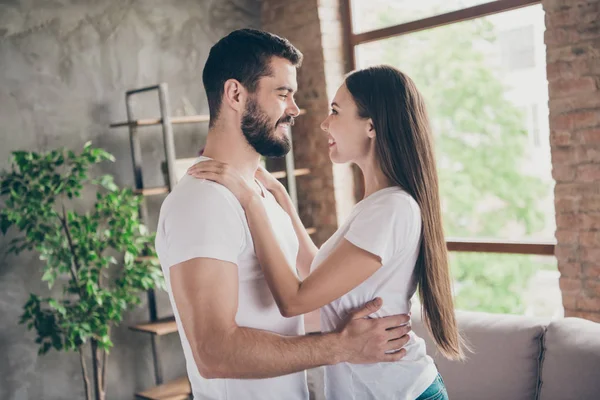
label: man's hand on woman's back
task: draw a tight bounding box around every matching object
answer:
[335,297,411,364]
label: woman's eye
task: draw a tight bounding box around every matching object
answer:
[330,109,338,115]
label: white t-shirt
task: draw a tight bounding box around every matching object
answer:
[311,186,438,400]
[155,157,308,400]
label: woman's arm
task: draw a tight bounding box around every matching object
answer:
[243,196,383,317]
[257,168,318,279]
[187,160,384,317]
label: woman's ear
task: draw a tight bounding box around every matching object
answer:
[367,119,376,139]
[223,79,246,113]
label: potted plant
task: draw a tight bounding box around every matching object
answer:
[0,142,164,400]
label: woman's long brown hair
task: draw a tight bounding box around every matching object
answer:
[346,65,466,360]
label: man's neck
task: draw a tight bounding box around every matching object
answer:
[201,120,261,182]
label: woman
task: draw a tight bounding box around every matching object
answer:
[188,65,465,399]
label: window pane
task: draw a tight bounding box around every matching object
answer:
[451,253,561,317]
[355,5,555,243]
[410,254,561,317]
[351,0,495,34]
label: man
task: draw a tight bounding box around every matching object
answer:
[155,29,411,399]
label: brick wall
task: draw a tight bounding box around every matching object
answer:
[262,0,351,245]
[543,0,600,322]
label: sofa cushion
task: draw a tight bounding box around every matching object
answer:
[538,317,600,400]
[412,310,547,400]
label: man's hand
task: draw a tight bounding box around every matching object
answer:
[336,297,411,364]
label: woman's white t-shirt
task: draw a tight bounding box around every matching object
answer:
[311,186,438,400]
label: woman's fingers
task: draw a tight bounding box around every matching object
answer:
[188,170,222,184]
[188,161,224,175]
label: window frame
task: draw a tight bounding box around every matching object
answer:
[341,0,554,255]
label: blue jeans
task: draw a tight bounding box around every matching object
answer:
[415,374,448,400]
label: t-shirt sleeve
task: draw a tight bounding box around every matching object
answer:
[344,193,421,265]
[161,183,245,267]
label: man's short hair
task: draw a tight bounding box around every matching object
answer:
[202,29,303,125]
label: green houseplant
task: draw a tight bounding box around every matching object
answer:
[0,143,164,400]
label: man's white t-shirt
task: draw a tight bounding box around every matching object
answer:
[311,186,438,400]
[155,157,308,400]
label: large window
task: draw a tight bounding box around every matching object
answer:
[345,0,559,317]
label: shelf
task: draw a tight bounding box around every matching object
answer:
[130,316,178,336]
[134,187,170,196]
[271,168,311,179]
[135,376,191,400]
[110,115,210,128]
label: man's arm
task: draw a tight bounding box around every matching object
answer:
[170,257,411,380]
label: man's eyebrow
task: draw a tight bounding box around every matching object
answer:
[275,86,297,93]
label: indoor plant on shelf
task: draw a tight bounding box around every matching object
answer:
[0,142,164,400]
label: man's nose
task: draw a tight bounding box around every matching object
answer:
[287,99,300,118]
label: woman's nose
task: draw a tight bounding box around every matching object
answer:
[320,116,329,132]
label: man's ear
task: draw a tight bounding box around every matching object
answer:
[223,79,247,113]
[367,118,376,139]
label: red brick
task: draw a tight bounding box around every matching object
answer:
[555,182,600,197]
[556,244,580,263]
[549,93,600,115]
[583,263,600,279]
[582,246,600,263]
[576,295,600,312]
[576,145,600,163]
[546,41,600,63]
[559,276,583,293]
[577,164,600,182]
[545,28,580,48]
[546,59,595,82]
[543,0,590,13]
[581,196,600,212]
[545,9,578,28]
[551,111,599,131]
[580,213,600,230]
[555,196,580,214]
[567,310,600,322]
[559,261,582,278]
[584,279,600,297]
[550,130,572,146]
[548,77,597,98]
[589,58,600,75]
[562,293,577,309]
[551,147,578,165]
[552,165,576,181]
[581,231,600,247]
[555,230,579,245]
[555,213,579,229]
[578,129,600,144]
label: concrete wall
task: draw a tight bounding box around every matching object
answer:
[0,1,259,399]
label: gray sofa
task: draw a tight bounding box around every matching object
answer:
[308,311,600,400]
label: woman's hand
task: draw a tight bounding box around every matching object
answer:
[255,165,285,193]
[187,160,258,208]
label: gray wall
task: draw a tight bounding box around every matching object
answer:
[0,1,259,399]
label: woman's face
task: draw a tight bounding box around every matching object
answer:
[320,83,374,164]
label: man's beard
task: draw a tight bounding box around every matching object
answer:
[241,96,293,158]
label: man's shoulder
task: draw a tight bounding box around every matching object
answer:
[161,174,243,215]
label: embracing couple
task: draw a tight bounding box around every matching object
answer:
[155,28,466,400]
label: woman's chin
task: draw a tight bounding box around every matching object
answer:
[328,151,345,164]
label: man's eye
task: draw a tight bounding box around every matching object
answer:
[280,94,288,99]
